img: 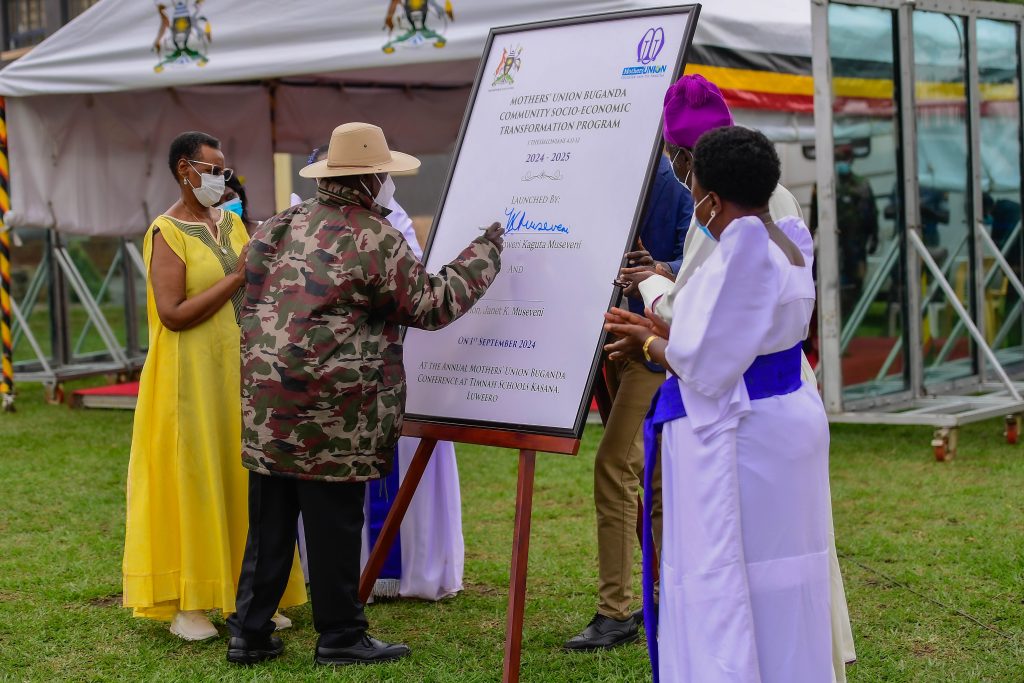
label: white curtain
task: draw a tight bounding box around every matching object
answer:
[6,86,275,235]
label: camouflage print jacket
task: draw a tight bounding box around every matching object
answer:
[240,180,501,482]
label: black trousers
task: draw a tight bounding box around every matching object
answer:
[227,471,369,647]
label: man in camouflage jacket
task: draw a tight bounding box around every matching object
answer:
[226,122,503,667]
[239,183,500,481]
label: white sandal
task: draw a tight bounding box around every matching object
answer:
[169,610,218,641]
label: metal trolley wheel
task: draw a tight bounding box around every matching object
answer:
[1004,415,1020,445]
[45,382,65,406]
[931,427,959,462]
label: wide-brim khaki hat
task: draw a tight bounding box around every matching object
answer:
[299,122,421,178]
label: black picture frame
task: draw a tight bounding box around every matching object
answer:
[405,3,702,442]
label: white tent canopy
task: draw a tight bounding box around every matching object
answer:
[0,0,813,235]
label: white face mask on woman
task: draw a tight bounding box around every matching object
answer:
[186,167,226,208]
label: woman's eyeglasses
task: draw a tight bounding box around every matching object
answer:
[188,159,234,181]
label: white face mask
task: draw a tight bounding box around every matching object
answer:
[187,169,226,208]
[362,174,396,209]
[671,149,692,192]
[375,175,396,208]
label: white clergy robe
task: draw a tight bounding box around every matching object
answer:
[362,198,464,601]
[359,437,465,601]
[298,198,465,602]
[639,184,856,678]
[658,216,833,683]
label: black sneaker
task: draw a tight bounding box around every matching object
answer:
[314,635,411,666]
[226,634,284,665]
[564,613,639,651]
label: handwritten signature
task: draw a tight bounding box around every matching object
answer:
[504,207,571,234]
[521,169,563,182]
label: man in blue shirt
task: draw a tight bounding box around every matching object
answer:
[622,154,693,308]
[564,151,691,650]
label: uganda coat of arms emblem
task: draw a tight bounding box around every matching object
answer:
[382,0,454,53]
[152,0,212,72]
[492,46,523,87]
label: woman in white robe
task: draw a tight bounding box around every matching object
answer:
[605,126,832,682]
[360,436,465,601]
[364,199,465,602]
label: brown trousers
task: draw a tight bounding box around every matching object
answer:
[594,356,664,621]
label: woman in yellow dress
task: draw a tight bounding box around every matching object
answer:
[123,132,307,640]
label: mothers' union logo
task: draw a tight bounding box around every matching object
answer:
[637,27,665,65]
[622,27,668,78]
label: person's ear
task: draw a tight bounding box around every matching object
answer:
[709,192,722,216]
[177,157,190,185]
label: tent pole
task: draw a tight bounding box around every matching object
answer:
[966,15,986,383]
[811,0,844,413]
[0,96,14,412]
[896,3,924,399]
[269,81,294,214]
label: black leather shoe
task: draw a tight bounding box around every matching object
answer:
[226,634,284,665]
[564,613,639,651]
[633,608,645,628]
[315,635,411,666]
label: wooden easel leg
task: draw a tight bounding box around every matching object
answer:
[358,437,438,604]
[502,449,537,683]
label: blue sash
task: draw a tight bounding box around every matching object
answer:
[641,343,803,682]
[367,448,403,583]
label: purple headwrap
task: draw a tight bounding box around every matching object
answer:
[662,74,734,148]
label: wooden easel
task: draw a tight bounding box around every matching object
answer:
[359,365,657,682]
[358,421,579,683]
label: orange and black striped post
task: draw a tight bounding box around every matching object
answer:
[0,96,14,412]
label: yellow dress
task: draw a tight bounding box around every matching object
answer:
[123,211,307,620]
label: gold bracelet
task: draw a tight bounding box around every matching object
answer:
[642,335,659,362]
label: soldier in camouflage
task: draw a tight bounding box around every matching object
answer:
[226,122,503,667]
[833,148,878,304]
[810,147,879,314]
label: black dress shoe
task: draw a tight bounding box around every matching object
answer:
[315,635,411,666]
[226,634,284,665]
[564,613,639,651]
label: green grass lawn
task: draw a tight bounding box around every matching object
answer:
[2,382,1023,681]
